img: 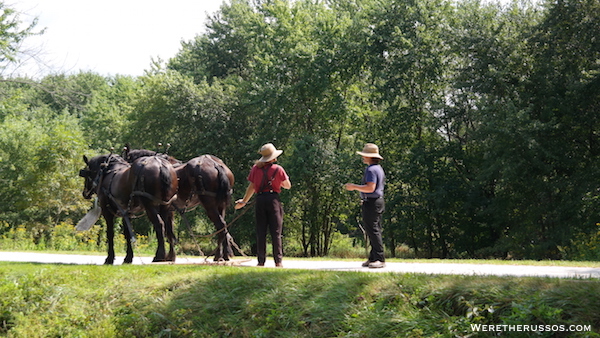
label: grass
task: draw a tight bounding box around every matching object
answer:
[1,261,599,337]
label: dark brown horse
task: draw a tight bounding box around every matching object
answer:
[123,148,235,261]
[174,155,235,261]
[79,153,178,264]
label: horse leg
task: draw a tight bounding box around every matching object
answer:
[218,202,233,260]
[206,207,231,261]
[161,206,177,262]
[122,215,135,264]
[103,212,116,265]
[145,204,167,262]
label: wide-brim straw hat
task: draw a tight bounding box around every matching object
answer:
[356,143,383,159]
[258,143,283,162]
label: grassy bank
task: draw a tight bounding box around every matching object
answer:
[0,262,599,337]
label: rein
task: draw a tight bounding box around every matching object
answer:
[178,200,254,259]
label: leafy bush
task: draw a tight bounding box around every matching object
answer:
[564,225,600,261]
[0,222,156,255]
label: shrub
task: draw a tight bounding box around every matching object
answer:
[564,225,600,261]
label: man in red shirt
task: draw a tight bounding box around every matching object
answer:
[235,143,291,267]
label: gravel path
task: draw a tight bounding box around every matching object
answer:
[1,251,599,279]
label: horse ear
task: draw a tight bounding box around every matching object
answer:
[83,155,89,164]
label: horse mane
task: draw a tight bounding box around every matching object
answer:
[124,149,158,163]
[108,154,128,164]
[123,147,182,167]
[88,153,128,170]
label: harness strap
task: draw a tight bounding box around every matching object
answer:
[131,191,178,205]
[105,191,137,243]
[259,165,279,193]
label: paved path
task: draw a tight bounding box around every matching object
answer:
[1,251,599,279]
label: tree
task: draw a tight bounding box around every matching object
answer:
[126,69,243,161]
[0,113,89,229]
[80,74,138,150]
[0,1,40,74]
[364,0,459,257]
[437,0,542,257]
[503,0,600,258]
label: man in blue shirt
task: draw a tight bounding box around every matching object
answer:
[345,143,386,268]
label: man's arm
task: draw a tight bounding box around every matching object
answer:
[235,182,256,209]
[344,182,375,193]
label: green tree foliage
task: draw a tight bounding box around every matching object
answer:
[0,114,89,228]
[438,0,540,258]
[27,72,138,150]
[80,75,138,150]
[507,0,600,258]
[126,69,241,161]
[0,1,39,72]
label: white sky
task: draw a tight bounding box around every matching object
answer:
[7,0,225,77]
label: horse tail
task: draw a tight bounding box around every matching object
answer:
[158,159,174,201]
[215,164,231,205]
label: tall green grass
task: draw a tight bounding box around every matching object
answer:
[0,262,598,337]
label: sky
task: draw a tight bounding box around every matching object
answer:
[8,0,225,77]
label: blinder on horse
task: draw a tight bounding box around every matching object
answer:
[79,169,89,178]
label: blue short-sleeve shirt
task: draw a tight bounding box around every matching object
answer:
[360,164,385,199]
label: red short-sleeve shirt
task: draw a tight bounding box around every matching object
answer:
[247,164,289,193]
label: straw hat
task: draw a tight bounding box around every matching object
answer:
[356,143,383,159]
[258,143,283,162]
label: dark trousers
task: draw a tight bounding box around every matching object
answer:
[362,197,385,262]
[255,193,284,264]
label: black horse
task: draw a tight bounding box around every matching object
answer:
[79,153,178,264]
[123,147,235,261]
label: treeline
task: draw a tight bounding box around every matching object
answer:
[1,0,599,260]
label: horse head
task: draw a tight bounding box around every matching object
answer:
[79,154,129,199]
[79,155,98,199]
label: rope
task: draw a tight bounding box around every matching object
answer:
[178,199,255,261]
[198,200,254,238]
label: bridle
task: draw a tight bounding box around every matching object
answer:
[79,154,119,199]
[79,167,99,199]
